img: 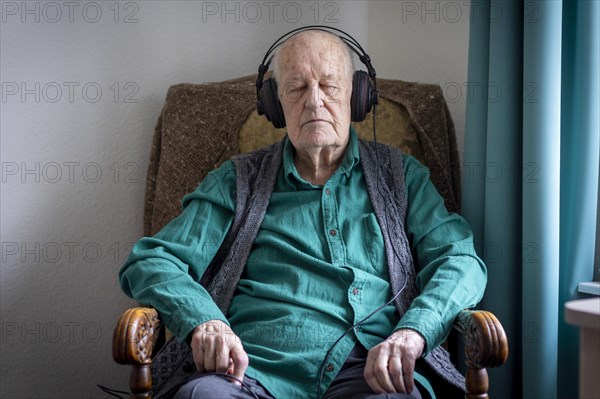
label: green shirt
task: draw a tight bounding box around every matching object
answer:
[120,128,486,398]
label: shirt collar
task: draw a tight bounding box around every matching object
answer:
[282,126,361,189]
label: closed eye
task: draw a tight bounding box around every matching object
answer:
[282,83,306,102]
[321,84,340,98]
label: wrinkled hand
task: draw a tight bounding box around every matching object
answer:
[190,320,249,385]
[364,328,425,394]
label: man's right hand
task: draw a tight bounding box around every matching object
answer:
[190,320,249,385]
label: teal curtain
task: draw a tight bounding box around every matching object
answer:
[463,1,599,398]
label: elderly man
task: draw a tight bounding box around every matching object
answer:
[120,29,486,399]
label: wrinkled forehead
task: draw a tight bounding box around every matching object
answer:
[277,31,351,81]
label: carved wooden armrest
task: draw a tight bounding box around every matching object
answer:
[113,307,165,399]
[454,309,509,399]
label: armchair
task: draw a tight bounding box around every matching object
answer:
[113,76,508,398]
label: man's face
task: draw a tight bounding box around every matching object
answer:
[276,32,353,153]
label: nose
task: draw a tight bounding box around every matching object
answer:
[305,82,324,109]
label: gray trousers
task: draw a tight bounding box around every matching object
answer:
[174,343,425,399]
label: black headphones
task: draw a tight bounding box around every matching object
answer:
[256,25,379,129]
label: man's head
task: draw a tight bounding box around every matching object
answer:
[271,30,355,154]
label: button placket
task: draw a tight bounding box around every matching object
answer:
[348,276,364,309]
[317,327,356,396]
[322,182,346,265]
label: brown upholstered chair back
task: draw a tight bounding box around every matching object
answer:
[144,75,461,236]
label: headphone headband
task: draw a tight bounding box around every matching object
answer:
[260,25,373,72]
[256,25,378,128]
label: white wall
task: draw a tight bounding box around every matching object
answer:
[367,1,471,156]
[0,1,470,397]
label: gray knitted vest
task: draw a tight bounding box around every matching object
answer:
[152,139,466,398]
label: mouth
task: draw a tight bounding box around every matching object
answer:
[301,119,330,127]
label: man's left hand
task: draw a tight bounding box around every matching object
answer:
[364,328,425,394]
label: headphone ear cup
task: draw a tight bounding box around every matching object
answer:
[351,70,374,122]
[260,78,286,129]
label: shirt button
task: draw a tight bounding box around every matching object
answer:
[329,229,337,236]
[326,363,334,372]
[352,287,359,295]
[325,188,331,195]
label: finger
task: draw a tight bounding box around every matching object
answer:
[373,353,396,393]
[388,354,406,393]
[203,338,216,372]
[215,335,231,373]
[364,351,385,394]
[230,343,249,386]
[192,340,206,373]
[226,359,235,375]
[401,356,416,394]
